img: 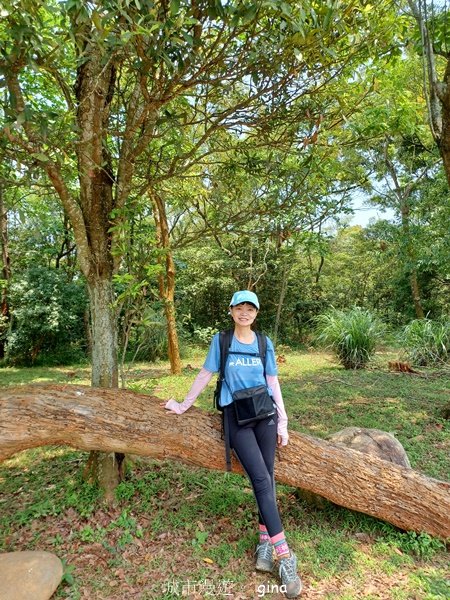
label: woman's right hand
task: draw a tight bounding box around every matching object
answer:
[161,399,185,414]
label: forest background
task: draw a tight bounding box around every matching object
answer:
[1,2,449,598]
[1,0,449,380]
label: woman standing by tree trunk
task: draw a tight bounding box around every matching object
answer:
[163,290,302,598]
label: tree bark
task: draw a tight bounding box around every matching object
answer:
[0,180,11,359]
[151,190,182,375]
[71,32,124,499]
[400,197,425,319]
[85,277,120,502]
[1,384,449,539]
[407,0,450,187]
[87,278,118,389]
[409,271,425,319]
[439,60,450,188]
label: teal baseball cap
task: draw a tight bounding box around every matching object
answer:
[229,290,260,309]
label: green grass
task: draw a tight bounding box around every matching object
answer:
[399,318,450,367]
[1,349,449,599]
[314,307,385,369]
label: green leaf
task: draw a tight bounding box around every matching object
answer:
[293,48,303,61]
[280,2,292,17]
[91,10,103,32]
[170,0,180,16]
[323,6,334,30]
[30,153,51,162]
[182,32,194,46]
[241,5,258,25]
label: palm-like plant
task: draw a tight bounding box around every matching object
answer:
[315,307,384,369]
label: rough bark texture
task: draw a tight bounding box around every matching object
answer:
[0,180,11,359]
[1,384,449,539]
[439,60,450,188]
[87,278,118,389]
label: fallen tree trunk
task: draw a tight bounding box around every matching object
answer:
[1,384,449,538]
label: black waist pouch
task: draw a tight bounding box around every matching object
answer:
[232,384,276,425]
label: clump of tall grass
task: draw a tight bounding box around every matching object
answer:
[399,318,450,366]
[315,307,385,369]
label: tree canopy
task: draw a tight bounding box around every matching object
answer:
[0,0,448,369]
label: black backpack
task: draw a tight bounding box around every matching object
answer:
[213,329,268,470]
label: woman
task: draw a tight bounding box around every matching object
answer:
[164,290,302,598]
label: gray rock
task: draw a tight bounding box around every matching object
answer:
[0,551,64,600]
[328,427,411,468]
[297,427,411,509]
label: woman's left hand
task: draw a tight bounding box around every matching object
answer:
[277,434,288,447]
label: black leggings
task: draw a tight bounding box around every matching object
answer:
[225,405,283,538]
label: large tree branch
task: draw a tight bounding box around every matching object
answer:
[0,384,449,539]
[2,65,93,273]
[407,0,443,142]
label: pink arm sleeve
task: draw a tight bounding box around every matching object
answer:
[266,374,289,445]
[165,367,214,414]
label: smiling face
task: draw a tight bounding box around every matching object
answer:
[230,302,258,327]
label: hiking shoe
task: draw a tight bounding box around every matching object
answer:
[278,553,302,598]
[255,541,274,572]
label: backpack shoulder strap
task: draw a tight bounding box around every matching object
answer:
[220,329,267,378]
[255,331,267,378]
[219,329,234,380]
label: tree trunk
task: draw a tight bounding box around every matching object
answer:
[151,190,182,375]
[400,198,425,318]
[407,1,450,187]
[165,296,182,375]
[2,9,147,498]
[72,35,125,500]
[83,305,92,359]
[85,276,121,502]
[0,180,11,359]
[410,271,425,319]
[1,384,449,539]
[439,59,450,188]
[87,277,118,389]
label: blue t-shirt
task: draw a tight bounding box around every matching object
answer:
[203,332,278,407]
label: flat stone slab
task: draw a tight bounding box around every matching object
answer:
[0,551,63,600]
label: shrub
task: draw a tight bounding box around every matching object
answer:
[315,307,384,369]
[125,313,168,363]
[399,318,450,366]
[6,266,88,365]
[123,310,189,363]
